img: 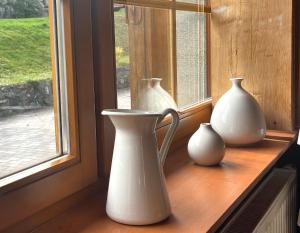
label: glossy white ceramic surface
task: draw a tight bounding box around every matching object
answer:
[188,123,225,166]
[136,78,178,112]
[211,78,266,146]
[102,108,179,225]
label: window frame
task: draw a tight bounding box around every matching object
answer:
[0,0,98,230]
[0,0,213,230]
[0,0,79,194]
[114,0,211,12]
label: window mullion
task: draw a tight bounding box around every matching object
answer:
[114,0,211,13]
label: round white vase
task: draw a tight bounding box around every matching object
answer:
[136,78,178,112]
[188,123,225,166]
[210,77,266,146]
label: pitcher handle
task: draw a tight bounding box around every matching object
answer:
[158,108,179,166]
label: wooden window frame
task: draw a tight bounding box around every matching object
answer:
[1,0,212,230]
[0,0,98,231]
[114,0,211,13]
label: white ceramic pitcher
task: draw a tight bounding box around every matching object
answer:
[102,108,179,225]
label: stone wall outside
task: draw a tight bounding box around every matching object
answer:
[0,67,129,118]
[0,80,53,118]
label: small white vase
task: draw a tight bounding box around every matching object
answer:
[188,123,225,166]
[211,77,266,146]
[136,78,178,112]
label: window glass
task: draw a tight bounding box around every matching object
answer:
[176,10,207,108]
[0,0,67,178]
[114,4,131,108]
[114,1,210,111]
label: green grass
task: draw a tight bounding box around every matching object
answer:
[0,17,51,86]
[0,12,128,86]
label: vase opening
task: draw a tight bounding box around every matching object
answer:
[201,123,212,128]
[230,77,244,87]
[151,78,162,82]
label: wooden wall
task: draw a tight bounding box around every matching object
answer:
[210,0,293,130]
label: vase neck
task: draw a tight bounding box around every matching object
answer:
[141,78,162,88]
[152,78,161,87]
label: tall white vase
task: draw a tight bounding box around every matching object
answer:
[210,77,266,146]
[136,78,178,112]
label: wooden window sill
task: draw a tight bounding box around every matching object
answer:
[32,131,296,233]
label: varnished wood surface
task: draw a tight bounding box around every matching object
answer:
[210,0,293,131]
[92,0,117,178]
[33,132,295,233]
[2,181,105,233]
[294,0,300,128]
[265,130,296,141]
[114,0,211,13]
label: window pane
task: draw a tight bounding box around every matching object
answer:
[0,0,66,178]
[114,4,131,109]
[176,10,207,108]
[114,3,209,111]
